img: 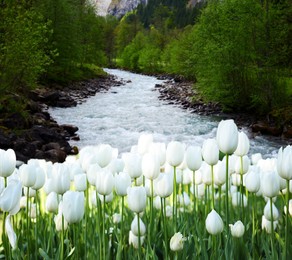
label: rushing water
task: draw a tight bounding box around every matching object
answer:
[49,69,285,157]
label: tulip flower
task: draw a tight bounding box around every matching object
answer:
[51,163,70,195]
[115,172,131,196]
[32,166,46,190]
[74,174,87,192]
[216,119,238,155]
[166,141,185,167]
[131,215,146,236]
[19,164,37,188]
[251,153,262,165]
[122,152,142,180]
[245,167,260,193]
[96,144,113,168]
[202,139,219,166]
[154,173,173,198]
[46,192,59,213]
[261,172,280,198]
[230,220,245,238]
[129,230,145,249]
[127,186,147,213]
[87,163,101,186]
[142,153,160,180]
[234,132,250,157]
[277,145,292,180]
[0,148,16,178]
[264,200,279,221]
[170,232,186,251]
[185,145,202,172]
[62,191,85,224]
[205,209,224,235]
[96,169,114,196]
[262,215,278,234]
[137,133,153,155]
[112,213,121,224]
[148,142,166,166]
[0,179,22,215]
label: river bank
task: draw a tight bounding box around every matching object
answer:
[154,77,292,140]
[0,75,125,163]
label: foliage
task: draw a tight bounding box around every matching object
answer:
[0,1,53,93]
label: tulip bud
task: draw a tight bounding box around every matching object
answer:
[142,153,160,180]
[264,200,279,221]
[205,210,224,235]
[214,161,227,186]
[234,132,250,156]
[262,215,278,233]
[0,149,16,178]
[235,155,250,175]
[127,186,146,213]
[129,230,145,249]
[96,169,114,196]
[185,146,202,172]
[251,153,262,165]
[87,164,101,186]
[52,163,70,195]
[115,172,131,196]
[122,152,142,179]
[230,220,245,238]
[131,215,146,236]
[166,141,185,167]
[46,192,59,213]
[96,144,113,168]
[54,213,68,232]
[277,145,292,180]
[112,213,121,224]
[245,167,260,193]
[137,134,153,155]
[32,166,46,190]
[202,139,219,166]
[216,119,238,155]
[170,232,186,251]
[19,164,37,188]
[74,174,87,192]
[154,173,173,198]
[62,191,85,224]
[261,172,280,198]
[148,142,166,166]
[0,179,22,215]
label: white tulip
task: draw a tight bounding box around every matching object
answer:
[202,139,219,166]
[230,220,245,238]
[216,119,238,155]
[205,209,224,235]
[0,149,16,178]
[129,230,145,249]
[74,174,87,192]
[96,169,114,196]
[46,192,59,213]
[154,173,173,198]
[142,153,160,180]
[19,164,37,188]
[245,167,261,193]
[234,132,250,156]
[96,144,113,168]
[262,215,278,233]
[127,186,146,213]
[131,215,146,236]
[137,133,153,155]
[185,146,202,172]
[148,142,166,166]
[122,152,142,179]
[264,200,279,221]
[62,191,85,224]
[170,232,186,251]
[261,172,280,198]
[166,141,185,167]
[115,172,131,196]
[277,145,292,180]
[5,214,17,250]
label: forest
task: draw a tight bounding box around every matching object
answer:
[0,0,291,117]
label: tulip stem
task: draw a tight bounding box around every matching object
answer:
[26,188,30,259]
[121,196,124,246]
[173,166,177,231]
[61,214,64,260]
[225,154,230,259]
[270,197,275,259]
[193,171,197,214]
[85,184,89,258]
[285,180,290,260]
[218,186,222,214]
[211,165,215,209]
[137,213,141,260]
[150,179,154,241]
[240,156,244,221]
[103,195,106,260]
[96,191,102,260]
[161,197,168,259]
[35,192,38,258]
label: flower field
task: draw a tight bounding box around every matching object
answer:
[0,119,291,259]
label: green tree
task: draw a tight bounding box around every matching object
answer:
[0,1,52,93]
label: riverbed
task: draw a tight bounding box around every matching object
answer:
[49,69,284,157]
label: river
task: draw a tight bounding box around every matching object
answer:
[49,69,284,157]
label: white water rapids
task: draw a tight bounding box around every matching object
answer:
[49,69,284,157]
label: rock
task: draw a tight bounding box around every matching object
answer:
[61,124,79,135]
[42,142,61,151]
[44,149,67,163]
[251,122,282,136]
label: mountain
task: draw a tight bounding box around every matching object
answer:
[93,0,203,18]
